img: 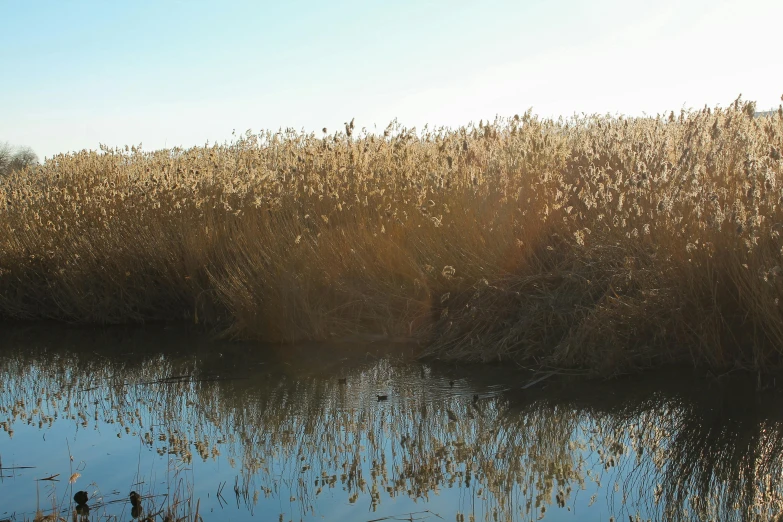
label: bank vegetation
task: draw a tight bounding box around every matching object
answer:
[2,97,783,374]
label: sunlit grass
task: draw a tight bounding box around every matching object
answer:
[1,97,782,373]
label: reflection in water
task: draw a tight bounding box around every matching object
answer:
[0,326,782,521]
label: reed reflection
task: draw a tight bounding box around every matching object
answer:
[0,327,782,521]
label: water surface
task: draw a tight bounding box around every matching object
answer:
[1,325,782,521]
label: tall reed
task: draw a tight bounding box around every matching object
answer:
[1,97,782,373]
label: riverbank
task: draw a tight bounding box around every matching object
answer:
[1,98,782,374]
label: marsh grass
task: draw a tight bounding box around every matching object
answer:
[2,96,783,373]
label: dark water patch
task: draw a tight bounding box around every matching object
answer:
[1,326,782,521]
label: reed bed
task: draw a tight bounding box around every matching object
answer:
[1,97,783,373]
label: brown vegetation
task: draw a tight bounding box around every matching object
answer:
[1,97,783,373]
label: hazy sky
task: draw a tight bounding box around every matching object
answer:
[2,0,781,160]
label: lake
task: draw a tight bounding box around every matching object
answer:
[1,325,781,522]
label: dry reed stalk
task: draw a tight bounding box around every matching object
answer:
[1,97,782,373]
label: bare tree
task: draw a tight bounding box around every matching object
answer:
[9,146,38,171]
[0,141,13,174]
[0,142,39,176]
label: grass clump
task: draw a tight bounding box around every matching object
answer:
[2,96,783,374]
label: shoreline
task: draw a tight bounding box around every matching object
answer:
[2,103,782,375]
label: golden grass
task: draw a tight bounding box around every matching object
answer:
[2,96,783,373]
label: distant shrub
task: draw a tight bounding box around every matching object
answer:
[0,142,38,177]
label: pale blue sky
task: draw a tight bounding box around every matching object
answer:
[2,0,781,160]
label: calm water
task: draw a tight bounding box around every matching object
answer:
[1,326,782,522]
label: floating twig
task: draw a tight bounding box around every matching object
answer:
[366,510,443,521]
[521,371,556,389]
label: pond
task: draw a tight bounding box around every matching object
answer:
[1,325,782,522]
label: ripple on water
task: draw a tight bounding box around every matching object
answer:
[0,325,781,522]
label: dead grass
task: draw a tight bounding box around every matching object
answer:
[2,96,783,374]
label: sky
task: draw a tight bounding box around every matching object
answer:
[1,0,781,160]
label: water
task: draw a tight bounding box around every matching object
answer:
[1,325,782,522]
